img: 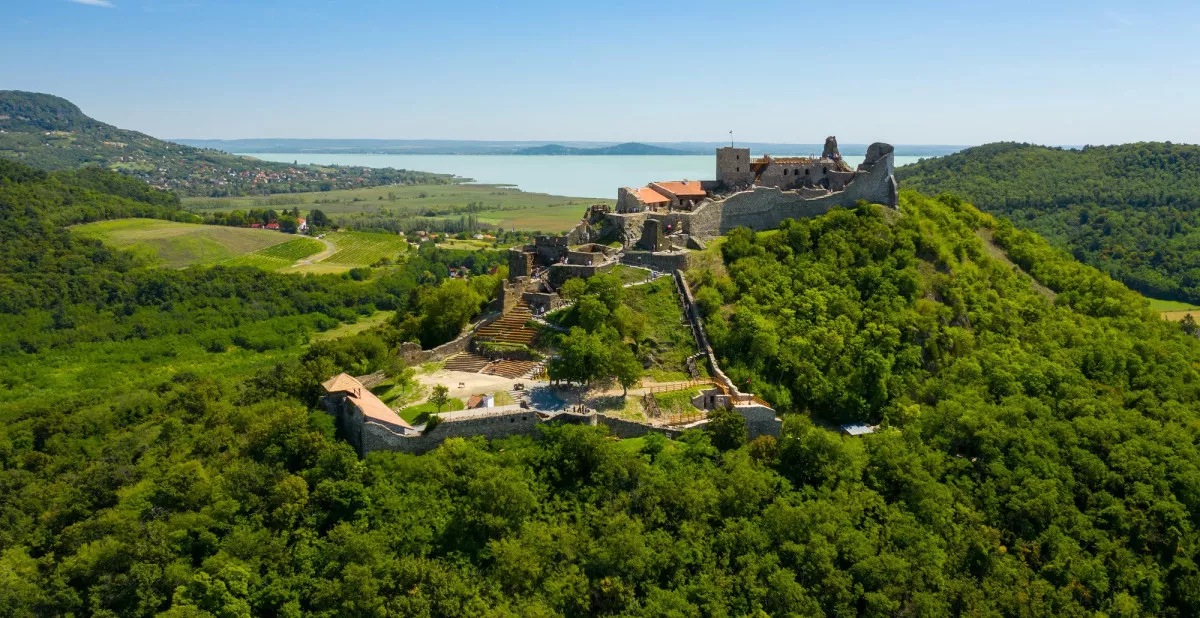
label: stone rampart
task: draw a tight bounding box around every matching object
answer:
[597,415,686,440]
[620,250,690,272]
[398,311,501,366]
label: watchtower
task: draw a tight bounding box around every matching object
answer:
[715,146,754,188]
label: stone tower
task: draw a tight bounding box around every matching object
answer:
[715,146,753,188]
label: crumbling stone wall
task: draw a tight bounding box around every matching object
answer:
[397,312,501,366]
[686,146,898,240]
[508,248,533,279]
[620,250,690,272]
[548,261,615,287]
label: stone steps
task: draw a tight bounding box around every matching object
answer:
[444,352,491,373]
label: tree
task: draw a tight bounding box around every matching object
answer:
[308,208,330,228]
[429,384,450,413]
[559,277,586,302]
[610,343,643,396]
[278,215,298,234]
[1182,313,1198,336]
[705,406,747,451]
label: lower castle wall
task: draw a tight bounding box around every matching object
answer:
[548,261,614,287]
[620,251,690,272]
[398,312,500,366]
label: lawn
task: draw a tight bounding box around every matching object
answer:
[398,398,466,424]
[624,277,700,381]
[610,264,651,285]
[184,183,609,233]
[322,231,410,266]
[72,218,293,268]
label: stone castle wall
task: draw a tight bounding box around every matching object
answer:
[397,311,501,366]
[620,250,691,272]
[611,144,897,244]
[686,148,897,240]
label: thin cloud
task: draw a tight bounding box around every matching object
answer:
[68,0,116,7]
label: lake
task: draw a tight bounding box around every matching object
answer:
[238,153,933,199]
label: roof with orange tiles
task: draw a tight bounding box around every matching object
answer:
[321,372,363,394]
[633,186,671,204]
[348,389,413,432]
[654,180,707,198]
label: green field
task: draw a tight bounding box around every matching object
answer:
[223,237,327,270]
[323,231,410,266]
[71,218,292,268]
[184,183,609,233]
[1145,296,1200,312]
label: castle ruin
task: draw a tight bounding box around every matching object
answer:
[609,137,898,249]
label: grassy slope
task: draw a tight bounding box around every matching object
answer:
[71,218,292,268]
[623,276,699,381]
[185,183,608,233]
[322,231,410,266]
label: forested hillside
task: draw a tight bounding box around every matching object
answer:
[897,142,1200,302]
[0,91,453,197]
[7,163,1200,616]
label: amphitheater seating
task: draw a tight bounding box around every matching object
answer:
[444,352,490,373]
[487,359,540,379]
[473,301,538,346]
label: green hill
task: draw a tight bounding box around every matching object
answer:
[0,90,454,198]
[514,141,694,155]
[9,152,1200,615]
[897,141,1200,302]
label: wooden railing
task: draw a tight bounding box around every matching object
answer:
[643,378,722,394]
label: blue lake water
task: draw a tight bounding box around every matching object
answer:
[239,153,931,199]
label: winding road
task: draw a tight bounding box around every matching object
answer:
[292,236,337,268]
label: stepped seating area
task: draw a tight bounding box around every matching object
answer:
[444,352,490,373]
[474,301,538,346]
[487,359,540,379]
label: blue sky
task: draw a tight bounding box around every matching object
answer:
[2,0,1198,145]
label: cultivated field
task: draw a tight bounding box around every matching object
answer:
[322,231,410,266]
[1143,296,1200,321]
[183,183,609,233]
[222,237,326,271]
[71,218,292,268]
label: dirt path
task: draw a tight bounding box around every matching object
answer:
[293,236,336,267]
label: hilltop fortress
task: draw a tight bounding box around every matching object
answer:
[324,136,896,456]
[608,136,897,251]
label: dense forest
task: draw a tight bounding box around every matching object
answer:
[0,91,453,197]
[898,142,1200,302]
[7,156,1200,615]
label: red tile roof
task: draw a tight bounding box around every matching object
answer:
[655,180,706,198]
[634,187,670,204]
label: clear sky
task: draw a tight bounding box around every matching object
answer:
[2,0,1198,145]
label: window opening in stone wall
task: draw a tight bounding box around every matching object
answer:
[822,167,828,174]
[805,169,810,175]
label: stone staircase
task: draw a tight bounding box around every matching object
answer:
[444,352,490,373]
[487,359,540,379]
[473,301,538,346]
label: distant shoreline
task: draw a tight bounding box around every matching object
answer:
[175,138,966,159]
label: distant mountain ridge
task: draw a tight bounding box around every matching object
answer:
[174,137,967,158]
[0,91,453,197]
[513,142,693,155]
